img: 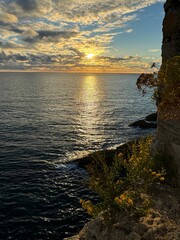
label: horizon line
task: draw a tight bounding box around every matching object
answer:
[0,70,143,74]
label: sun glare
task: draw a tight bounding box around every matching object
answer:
[86,53,95,59]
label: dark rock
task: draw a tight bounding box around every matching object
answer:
[133,223,149,236]
[77,149,116,168]
[162,0,180,61]
[76,140,135,168]
[129,120,157,129]
[127,232,141,240]
[145,113,157,122]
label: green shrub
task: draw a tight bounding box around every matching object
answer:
[80,137,166,218]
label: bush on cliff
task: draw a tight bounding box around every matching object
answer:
[80,137,166,219]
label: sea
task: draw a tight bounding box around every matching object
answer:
[0,72,156,240]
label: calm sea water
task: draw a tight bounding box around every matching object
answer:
[0,72,156,240]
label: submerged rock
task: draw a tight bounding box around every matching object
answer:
[129,112,157,129]
[129,120,157,129]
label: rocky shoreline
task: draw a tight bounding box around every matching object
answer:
[75,112,157,169]
[64,112,180,240]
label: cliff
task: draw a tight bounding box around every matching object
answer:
[156,0,180,185]
[65,184,180,240]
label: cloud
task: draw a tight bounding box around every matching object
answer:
[8,0,52,17]
[93,14,137,33]
[16,0,38,11]
[23,30,79,43]
[0,13,18,24]
[2,0,164,22]
[0,51,27,67]
[51,0,164,24]
[97,55,137,63]
[0,51,59,69]
[148,49,160,52]
[37,30,78,39]
[22,29,39,38]
[125,29,133,33]
[0,39,20,49]
[69,48,85,58]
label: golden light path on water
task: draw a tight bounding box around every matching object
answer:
[76,75,104,145]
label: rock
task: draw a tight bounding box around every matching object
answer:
[150,211,160,219]
[165,231,180,240]
[76,140,135,168]
[129,120,157,129]
[162,0,180,61]
[77,149,116,168]
[64,235,80,240]
[78,211,136,240]
[66,184,180,240]
[142,225,168,240]
[126,231,141,240]
[129,112,157,129]
[146,218,154,225]
[145,112,157,122]
[142,228,156,240]
[79,217,104,240]
[133,222,149,236]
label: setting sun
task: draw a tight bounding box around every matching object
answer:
[86,53,95,59]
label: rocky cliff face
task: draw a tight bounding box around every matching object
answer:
[162,0,180,61]
[156,0,180,186]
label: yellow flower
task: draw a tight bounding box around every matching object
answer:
[127,198,133,206]
[156,173,162,178]
[120,193,126,201]
[118,153,123,158]
[160,177,165,182]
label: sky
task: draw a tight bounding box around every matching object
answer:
[0,0,166,73]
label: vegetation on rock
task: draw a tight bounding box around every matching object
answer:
[136,56,180,120]
[80,137,166,219]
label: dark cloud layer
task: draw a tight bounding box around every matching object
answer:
[98,55,136,62]
[23,30,79,43]
[37,31,78,39]
[16,0,38,11]
[0,51,82,70]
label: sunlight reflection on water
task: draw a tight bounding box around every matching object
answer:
[76,75,105,144]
